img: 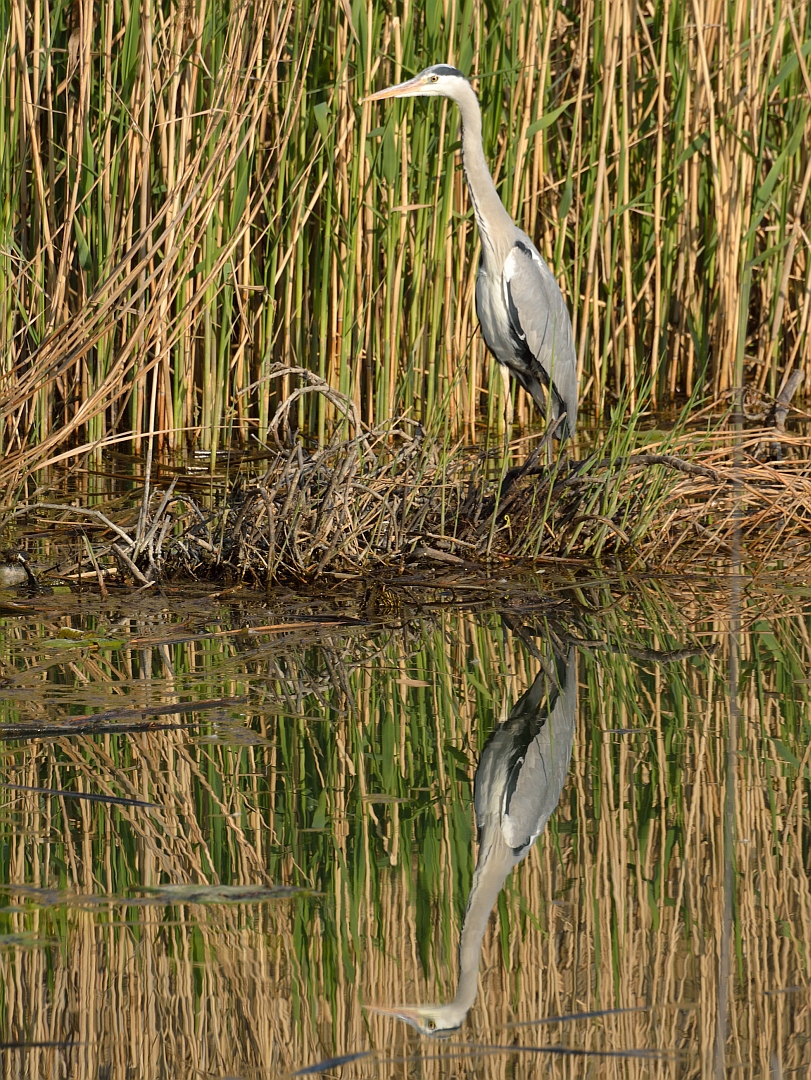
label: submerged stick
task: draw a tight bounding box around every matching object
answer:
[768,370,804,433]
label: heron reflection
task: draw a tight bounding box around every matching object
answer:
[371,646,577,1036]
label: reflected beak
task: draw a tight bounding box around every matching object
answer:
[361,75,425,103]
[366,1003,422,1022]
[366,1004,457,1037]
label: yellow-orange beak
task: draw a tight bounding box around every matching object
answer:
[366,1003,421,1020]
[361,74,427,103]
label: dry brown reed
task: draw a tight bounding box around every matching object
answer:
[2,0,810,488]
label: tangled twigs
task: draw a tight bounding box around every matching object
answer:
[6,372,811,584]
[260,365,368,452]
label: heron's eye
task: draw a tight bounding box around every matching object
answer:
[427,1019,436,1031]
[430,75,439,83]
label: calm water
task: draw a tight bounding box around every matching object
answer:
[0,570,809,1078]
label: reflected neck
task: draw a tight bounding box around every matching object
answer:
[451,836,514,1013]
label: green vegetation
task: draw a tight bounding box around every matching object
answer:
[1,0,810,486]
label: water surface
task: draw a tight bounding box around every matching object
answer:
[0,571,809,1078]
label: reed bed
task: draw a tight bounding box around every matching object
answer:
[0,588,809,1077]
[1,0,810,486]
[7,372,811,580]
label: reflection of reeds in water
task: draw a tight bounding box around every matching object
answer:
[0,588,810,1077]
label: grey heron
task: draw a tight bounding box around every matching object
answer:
[364,65,578,442]
[369,647,577,1036]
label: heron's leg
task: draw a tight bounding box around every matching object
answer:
[545,434,554,467]
[499,364,513,440]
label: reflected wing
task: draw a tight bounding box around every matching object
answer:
[474,649,577,853]
[501,650,576,850]
[503,241,578,438]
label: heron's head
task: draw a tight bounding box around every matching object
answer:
[366,1002,466,1038]
[363,64,469,104]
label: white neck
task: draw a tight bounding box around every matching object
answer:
[450,834,516,1014]
[452,81,516,261]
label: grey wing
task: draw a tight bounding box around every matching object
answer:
[503,240,578,439]
[500,648,577,852]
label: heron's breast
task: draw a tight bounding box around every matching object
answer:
[476,265,517,361]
